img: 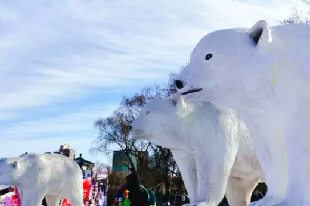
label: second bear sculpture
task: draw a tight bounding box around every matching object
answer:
[131,95,272,206]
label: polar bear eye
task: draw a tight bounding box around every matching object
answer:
[146,111,150,115]
[205,53,213,60]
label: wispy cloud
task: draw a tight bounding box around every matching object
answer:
[0,104,115,139]
[0,103,117,163]
[0,0,301,161]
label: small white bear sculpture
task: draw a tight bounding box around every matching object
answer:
[0,153,83,206]
[131,96,270,206]
[174,20,308,206]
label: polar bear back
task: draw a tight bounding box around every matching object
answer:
[266,24,310,94]
[180,102,246,149]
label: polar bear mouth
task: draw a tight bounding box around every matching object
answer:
[181,88,203,95]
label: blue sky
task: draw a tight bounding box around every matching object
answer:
[0,0,304,165]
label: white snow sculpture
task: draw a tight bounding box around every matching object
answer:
[174,20,310,206]
[0,153,83,206]
[131,95,270,206]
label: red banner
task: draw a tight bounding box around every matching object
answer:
[83,178,92,201]
[14,188,21,206]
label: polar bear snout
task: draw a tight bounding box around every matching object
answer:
[175,80,184,89]
[175,79,203,95]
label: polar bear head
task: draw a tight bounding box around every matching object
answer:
[174,20,277,111]
[130,96,188,149]
[0,158,20,185]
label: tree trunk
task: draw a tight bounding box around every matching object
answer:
[164,175,170,202]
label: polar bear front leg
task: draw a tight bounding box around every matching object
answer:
[275,119,310,206]
[225,177,260,206]
[62,179,84,206]
[45,195,62,206]
[172,151,197,202]
[192,146,237,206]
[246,119,288,206]
[21,189,45,206]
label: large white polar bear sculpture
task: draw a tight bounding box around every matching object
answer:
[131,96,271,206]
[174,20,310,206]
[0,153,83,206]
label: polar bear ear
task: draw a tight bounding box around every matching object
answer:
[249,20,272,46]
[11,161,18,169]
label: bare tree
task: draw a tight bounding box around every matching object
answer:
[90,73,184,201]
[90,110,138,173]
[94,161,111,175]
[281,0,310,24]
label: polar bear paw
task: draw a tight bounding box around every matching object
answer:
[249,196,282,206]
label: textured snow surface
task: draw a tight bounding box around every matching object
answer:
[175,20,310,206]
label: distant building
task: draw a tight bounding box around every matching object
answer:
[60,144,70,151]
[63,148,75,159]
[112,150,137,172]
[59,144,75,159]
[75,153,95,179]
[44,144,75,160]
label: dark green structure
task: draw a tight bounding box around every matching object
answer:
[112,150,137,172]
